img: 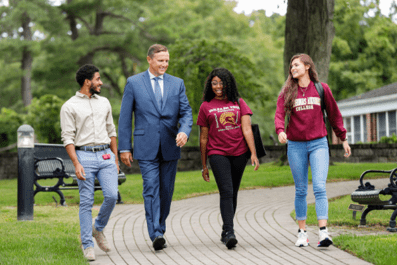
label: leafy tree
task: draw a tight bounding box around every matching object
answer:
[329,0,397,100]
[239,11,286,141]
[0,108,24,148]
[25,94,64,143]
[169,39,264,114]
[33,0,163,100]
[0,0,288,145]
[0,0,64,107]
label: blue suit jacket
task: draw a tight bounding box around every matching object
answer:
[118,70,193,161]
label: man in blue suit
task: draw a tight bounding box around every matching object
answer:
[118,44,193,250]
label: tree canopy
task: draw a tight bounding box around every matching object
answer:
[1,0,397,145]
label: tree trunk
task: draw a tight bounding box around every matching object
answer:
[66,0,79,40]
[21,12,33,107]
[284,0,335,82]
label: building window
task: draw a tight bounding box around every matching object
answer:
[363,115,367,142]
[378,112,387,140]
[345,117,352,143]
[389,111,396,136]
[354,115,360,143]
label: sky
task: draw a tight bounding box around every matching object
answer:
[233,0,395,17]
[233,0,287,16]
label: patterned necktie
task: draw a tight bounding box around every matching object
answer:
[153,77,162,109]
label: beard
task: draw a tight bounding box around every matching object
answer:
[89,83,101,95]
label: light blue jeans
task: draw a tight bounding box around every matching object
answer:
[287,137,329,221]
[76,146,118,249]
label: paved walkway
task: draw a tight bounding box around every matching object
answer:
[91,179,390,265]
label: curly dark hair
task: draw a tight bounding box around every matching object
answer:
[202,68,240,103]
[76,64,99,87]
[280,54,319,116]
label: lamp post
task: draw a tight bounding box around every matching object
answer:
[17,124,35,221]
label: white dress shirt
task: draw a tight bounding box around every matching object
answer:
[148,69,164,97]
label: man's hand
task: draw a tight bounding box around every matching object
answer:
[75,163,86,181]
[176,132,188,147]
[278,132,287,144]
[120,152,133,167]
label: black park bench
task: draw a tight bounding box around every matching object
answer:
[350,168,397,232]
[34,143,126,206]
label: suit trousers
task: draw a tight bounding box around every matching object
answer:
[138,147,178,241]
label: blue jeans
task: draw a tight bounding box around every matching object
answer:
[287,137,329,221]
[76,146,118,249]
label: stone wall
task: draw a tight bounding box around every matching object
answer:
[260,143,397,164]
[0,152,18,180]
[2,143,397,179]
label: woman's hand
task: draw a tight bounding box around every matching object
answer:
[202,167,210,182]
[251,154,260,171]
[343,140,351,157]
[278,132,287,144]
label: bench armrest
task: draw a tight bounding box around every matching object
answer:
[358,169,394,189]
[390,168,397,188]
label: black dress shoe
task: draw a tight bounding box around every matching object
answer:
[153,235,166,250]
[220,230,226,242]
[222,232,238,249]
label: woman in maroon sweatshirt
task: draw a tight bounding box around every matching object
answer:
[274,54,351,248]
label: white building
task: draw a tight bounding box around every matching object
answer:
[336,83,397,144]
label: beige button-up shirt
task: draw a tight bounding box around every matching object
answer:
[60,92,117,147]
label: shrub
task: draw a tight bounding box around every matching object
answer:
[0,108,24,148]
[25,94,64,143]
[379,133,397,144]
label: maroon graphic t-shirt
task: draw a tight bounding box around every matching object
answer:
[197,98,253,156]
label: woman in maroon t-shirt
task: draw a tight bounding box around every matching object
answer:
[275,54,351,248]
[197,68,259,249]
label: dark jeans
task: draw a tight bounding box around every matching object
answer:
[209,152,249,233]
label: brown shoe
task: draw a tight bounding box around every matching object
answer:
[92,225,111,252]
[83,247,96,261]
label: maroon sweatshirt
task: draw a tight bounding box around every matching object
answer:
[275,81,347,141]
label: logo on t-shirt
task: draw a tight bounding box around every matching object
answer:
[220,112,237,126]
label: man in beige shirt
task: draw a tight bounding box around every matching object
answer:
[60,64,119,261]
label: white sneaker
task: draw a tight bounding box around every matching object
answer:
[295,229,309,247]
[93,225,111,252]
[318,227,333,247]
[83,246,96,261]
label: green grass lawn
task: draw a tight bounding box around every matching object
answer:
[1,162,396,264]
